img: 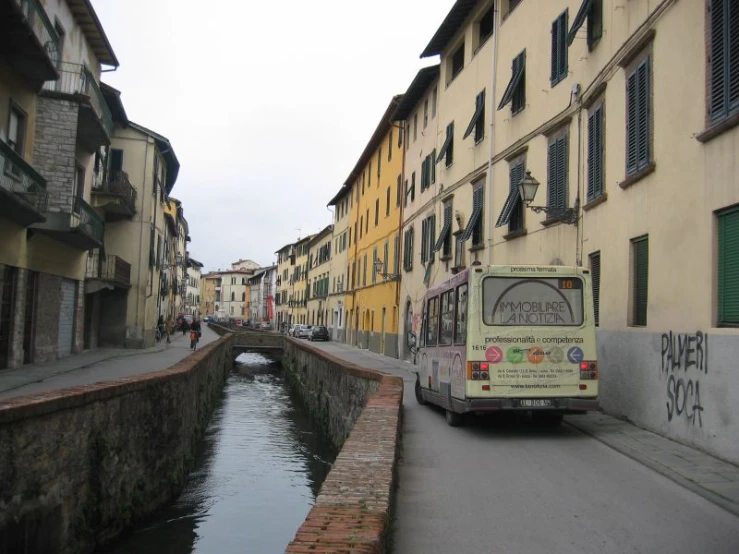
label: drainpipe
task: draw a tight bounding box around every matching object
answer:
[486,4,501,266]
[136,138,150,343]
[575,104,583,267]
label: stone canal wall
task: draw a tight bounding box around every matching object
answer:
[282,338,404,554]
[0,333,234,554]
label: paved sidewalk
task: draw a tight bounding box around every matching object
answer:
[0,327,218,402]
[309,340,739,518]
[566,413,739,517]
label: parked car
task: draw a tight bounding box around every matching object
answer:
[242,320,251,327]
[310,326,329,342]
[288,324,298,336]
[260,321,272,330]
[296,325,313,339]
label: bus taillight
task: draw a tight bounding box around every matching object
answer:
[580,361,598,380]
[467,362,490,381]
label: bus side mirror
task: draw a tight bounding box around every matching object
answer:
[407,331,417,353]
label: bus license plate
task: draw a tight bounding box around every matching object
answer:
[519,399,553,407]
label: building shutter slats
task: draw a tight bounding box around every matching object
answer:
[626,71,639,174]
[496,163,523,228]
[587,110,596,200]
[590,252,601,327]
[729,1,739,108]
[433,204,452,253]
[556,136,567,209]
[593,107,603,197]
[547,141,558,208]
[711,0,728,120]
[636,58,650,170]
[719,208,739,325]
[568,0,593,45]
[551,17,560,83]
[633,237,649,326]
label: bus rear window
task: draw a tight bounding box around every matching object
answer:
[482,277,584,326]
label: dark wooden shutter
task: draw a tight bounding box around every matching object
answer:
[632,237,649,326]
[626,71,639,174]
[710,0,728,120]
[431,149,437,183]
[636,57,650,170]
[556,136,567,209]
[472,187,484,245]
[509,162,525,231]
[730,1,739,111]
[547,141,557,207]
[551,17,560,83]
[589,252,601,327]
[587,106,604,200]
[719,207,739,325]
[429,214,436,262]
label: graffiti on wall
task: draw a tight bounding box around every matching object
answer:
[660,331,707,427]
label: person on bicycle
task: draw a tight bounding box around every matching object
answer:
[190,318,201,350]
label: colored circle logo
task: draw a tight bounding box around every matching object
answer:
[548,346,564,364]
[506,347,524,364]
[527,346,545,364]
[567,347,584,364]
[486,346,504,364]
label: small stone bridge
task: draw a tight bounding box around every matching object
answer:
[208,323,284,362]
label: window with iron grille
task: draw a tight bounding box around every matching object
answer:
[547,131,568,214]
[708,0,739,124]
[589,251,601,326]
[630,236,649,326]
[626,54,652,175]
[718,206,739,326]
[551,10,568,86]
[587,103,605,200]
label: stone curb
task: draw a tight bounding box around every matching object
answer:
[565,418,739,518]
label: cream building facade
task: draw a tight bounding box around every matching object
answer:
[219,269,252,320]
[1,0,119,366]
[306,225,333,327]
[327,188,352,341]
[185,257,203,316]
[289,235,313,325]
[275,243,294,330]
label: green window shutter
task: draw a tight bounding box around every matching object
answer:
[632,237,649,326]
[509,162,525,232]
[149,227,155,267]
[589,251,601,326]
[394,234,399,274]
[587,106,604,200]
[547,141,557,208]
[421,218,428,264]
[636,57,650,170]
[446,122,454,166]
[429,214,436,262]
[719,207,739,325]
[550,16,560,84]
[626,71,639,174]
[431,149,436,183]
[556,136,567,209]
[708,0,737,121]
[472,187,484,246]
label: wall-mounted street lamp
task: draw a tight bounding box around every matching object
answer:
[518,171,579,225]
[374,259,401,281]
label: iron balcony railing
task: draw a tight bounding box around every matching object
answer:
[92,170,137,213]
[0,140,49,214]
[43,62,113,137]
[72,196,104,244]
[86,250,131,285]
[16,0,60,68]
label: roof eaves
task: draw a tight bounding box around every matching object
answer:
[391,65,440,121]
[341,95,403,188]
[128,121,180,192]
[420,0,480,58]
[68,0,119,66]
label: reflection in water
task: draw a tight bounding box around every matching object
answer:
[100,353,337,554]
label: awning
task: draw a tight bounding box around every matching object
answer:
[567,0,593,46]
[497,56,526,111]
[460,200,482,242]
[463,91,485,140]
[435,124,454,164]
[495,188,521,227]
[433,204,452,252]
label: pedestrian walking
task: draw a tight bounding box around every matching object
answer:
[190,318,201,350]
[157,315,166,344]
[165,314,174,344]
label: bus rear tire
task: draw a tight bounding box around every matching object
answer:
[445,409,464,427]
[414,380,428,405]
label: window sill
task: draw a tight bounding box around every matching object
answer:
[440,255,452,262]
[469,244,484,253]
[503,229,527,241]
[451,265,466,274]
[619,162,656,190]
[696,112,739,144]
[583,193,608,211]
[540,216,568,227]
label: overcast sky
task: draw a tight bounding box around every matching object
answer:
[93,0,454,273]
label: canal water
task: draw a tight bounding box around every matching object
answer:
[100,353,337,554]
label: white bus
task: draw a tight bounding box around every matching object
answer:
[408,263,600,426]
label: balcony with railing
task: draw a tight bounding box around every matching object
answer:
[85,249,131,293]
[1,0,60,87]
[42,62,113,149]
[32,195,104,250]
[91,170,137,220]
[0,139,48,226]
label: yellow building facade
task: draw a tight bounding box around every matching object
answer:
[275,243,293,330]
[345,97,404,357]
[289,235,313,325]
[327,185,352,341]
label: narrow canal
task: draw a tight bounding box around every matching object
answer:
[100,353,337,554]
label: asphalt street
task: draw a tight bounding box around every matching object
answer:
[310,340,739,554]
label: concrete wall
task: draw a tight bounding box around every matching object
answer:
[0,333,234,554]
[281,338,403,553]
